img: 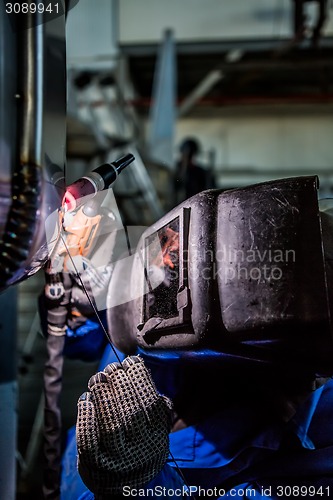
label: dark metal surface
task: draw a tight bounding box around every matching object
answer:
[19,13,44,168]
[0,286,18,499]
[0,1,17,231]
[218,177,328,331]
[0,10,44,287]
[0,4,66,290]
[217,176,332,371]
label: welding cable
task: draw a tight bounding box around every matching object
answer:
[0,163,43,287]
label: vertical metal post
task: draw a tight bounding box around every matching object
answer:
[0,0,17,234]
[0,4,18,496]
[111,0,119,51]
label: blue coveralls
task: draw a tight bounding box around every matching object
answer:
[61,347,333,499]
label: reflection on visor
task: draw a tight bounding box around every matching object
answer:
[144,217,180,321]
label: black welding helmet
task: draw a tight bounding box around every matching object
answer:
[107,176,333,376]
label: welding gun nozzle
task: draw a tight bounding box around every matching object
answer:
[62,153,135,212]
[93,153,135,189]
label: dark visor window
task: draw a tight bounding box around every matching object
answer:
[144,217,180,321]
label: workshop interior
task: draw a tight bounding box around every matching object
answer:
[1,0,333,498]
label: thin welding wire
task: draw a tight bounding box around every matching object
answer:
[60,230,160,450]
[60,232,196,499]
[59,232,124,365]
[60,231,149,433]
[168,449,197,500]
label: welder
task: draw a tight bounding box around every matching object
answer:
[62,176,333,499]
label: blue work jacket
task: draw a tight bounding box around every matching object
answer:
[61,375,333,499]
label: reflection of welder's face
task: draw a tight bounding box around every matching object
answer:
[150,227,179,271]
[145,222,180,321]
[158,227,179,270]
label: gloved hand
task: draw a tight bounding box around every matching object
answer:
[76,356,173,498]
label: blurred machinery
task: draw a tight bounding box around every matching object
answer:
[293,0,329,45]
[66,26,180,223]
[67,71,165,225]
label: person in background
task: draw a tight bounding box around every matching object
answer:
[174,137,215,204]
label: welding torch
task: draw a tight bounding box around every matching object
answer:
[62,153,135,212]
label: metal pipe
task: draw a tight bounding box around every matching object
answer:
[20,14,44,166]
[0,11,44,289]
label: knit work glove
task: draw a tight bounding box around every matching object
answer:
[76,356,172,497]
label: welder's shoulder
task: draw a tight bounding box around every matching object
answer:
[308,378,333,446]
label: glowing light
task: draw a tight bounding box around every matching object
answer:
[62,191,76,212]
